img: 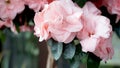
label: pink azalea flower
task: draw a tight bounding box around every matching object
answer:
[77,2,113,60]
[24,0,53,12]
[34,0,83,43]
[93,34,114,61]
[0,0,25,20]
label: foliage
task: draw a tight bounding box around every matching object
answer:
[1,29,39,68]
[47,39,63,60]
[47,39,101,68]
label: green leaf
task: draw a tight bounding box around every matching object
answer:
[73,40,79,45]
[80,52,88,63]
[47,39,63,60]
[63,43,76,59]
[87,53,101,68]
[47,39,53,47]
[69,55,81,68]
[70,60,80,68]
[75,44,82,55]
[74,0,87,7]
[0,30,6,44]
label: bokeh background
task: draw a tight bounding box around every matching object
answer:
[1,29,120,68]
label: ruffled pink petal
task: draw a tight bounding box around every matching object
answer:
[80,37,100,52]
[93,34,114,61]
[82,1,101,15]
[64,32,76,43]
[65,12,83,32]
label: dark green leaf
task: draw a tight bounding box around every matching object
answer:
[68,44,88,68]
[75,44,82,55]
[69,55,81,68]
[0,30,6,43]
[80,52,88,63]
[63,43,76,59]
[47,39,53,47]
[73,0,87,7]
[73,40,79,45]
[47,39,63,60]
[70,60,80,68]
[87,52,101,68]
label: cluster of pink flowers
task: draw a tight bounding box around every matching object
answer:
[34,0,114,61]
[0,0,52,32]
[0,0,116,61]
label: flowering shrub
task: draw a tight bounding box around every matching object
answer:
[1,0,120,68]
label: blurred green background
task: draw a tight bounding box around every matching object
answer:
[1,29,120,68]
[1,29,39,68]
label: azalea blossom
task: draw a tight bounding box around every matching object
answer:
[34,0,83,43]
[93,34,114,61]
[0,0,25,20]
[77,2,113,60]
[24,0,53,12]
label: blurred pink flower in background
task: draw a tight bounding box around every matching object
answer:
[90,0,120,23]
[34,0,83,43]
[103,0,120,22]
[19,24,32,32]
[77,2,113,60]
[0,0,25,20]
[0,19,17,34]
[24,0,53,12]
